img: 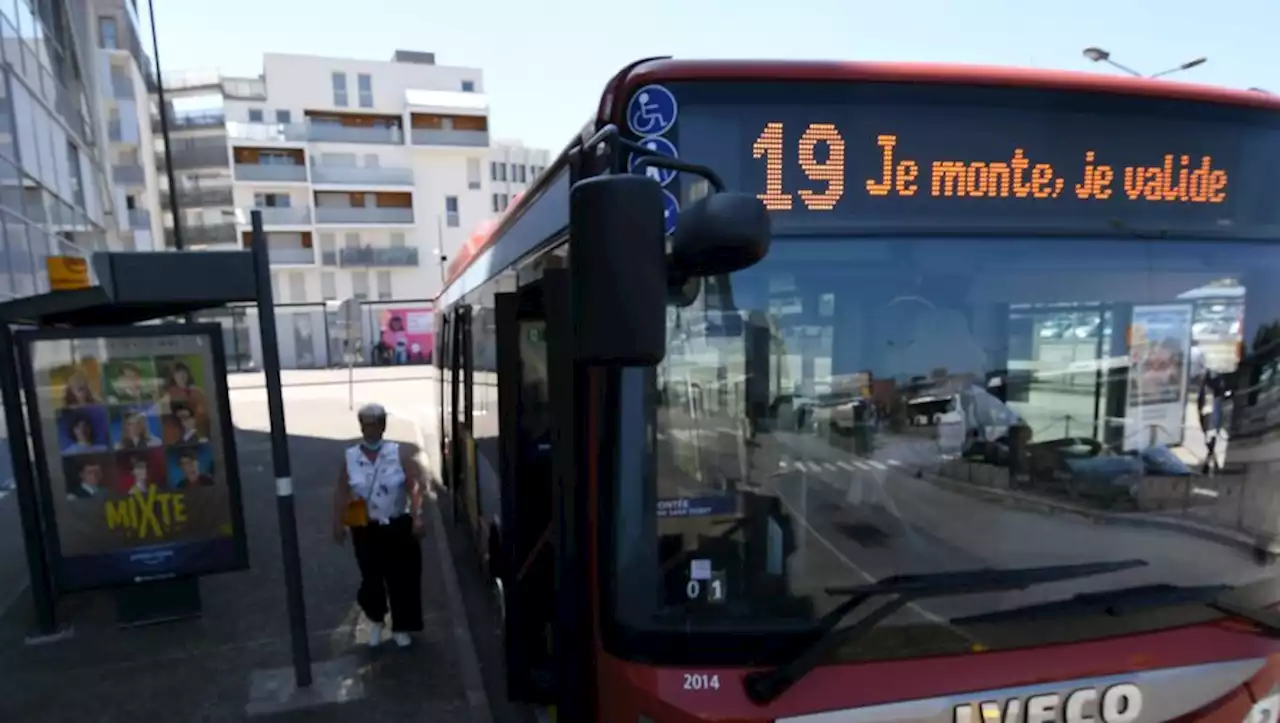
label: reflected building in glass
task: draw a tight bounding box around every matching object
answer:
[0,0,152,490]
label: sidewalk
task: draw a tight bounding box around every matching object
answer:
[0,396,486,723]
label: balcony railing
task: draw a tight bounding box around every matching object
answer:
[308,124,404,145]
[165,222,238,249]
[111,73,134,99]
[226,122,309,143]
[162,188,234,210]
[233,164,307,182]
[314,207,414,225]
[338,246,420,267]
[161,111,226,130]
[164,145,230,171]
[410,129,489,147]
[265,247,315,265]
[236,206,311,225]
[112,164,145,185]
[309,165,413,186]
[127,208,150,230]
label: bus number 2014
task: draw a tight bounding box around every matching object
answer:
[683,673,721,691]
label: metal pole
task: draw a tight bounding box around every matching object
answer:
[0,324,57,636]
[146,0,183,252]
[250,210,313,687]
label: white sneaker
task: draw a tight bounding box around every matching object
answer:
[392,632,411,648]
[367,622,383,647]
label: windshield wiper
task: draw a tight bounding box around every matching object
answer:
[742,559,1147,705]
[951,582,1280,635]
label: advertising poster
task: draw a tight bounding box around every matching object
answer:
[377,307,433,365]
[1124,304,1194,451]
[20,326,246,591]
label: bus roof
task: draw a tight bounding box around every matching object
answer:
[438,59,1280,300]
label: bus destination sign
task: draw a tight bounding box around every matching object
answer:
[674,85,1280,235]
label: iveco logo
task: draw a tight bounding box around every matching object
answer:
[953,683,1143,723]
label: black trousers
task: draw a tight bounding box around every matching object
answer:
[350,514,424,632]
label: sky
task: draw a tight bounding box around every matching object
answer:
[144,0,1279,153]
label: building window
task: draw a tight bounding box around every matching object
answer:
[357,74,373,108]
[289,273,306,302]
[321,271,336,300]
[517,165,527,183]
[444,195,459,227]
[253,192,291,208]
[461,80,475,92]
[491,193,500,213]
[320,233,336,265]
[276,109,291,124]
[466,158,480,189]
[376,271,392,300]
[248,108,264,122]
[389,232,405,247]
[352,271,369,300]
[332,71,348,107]
[498,164,507,182]
[98,16,118,49]
[490,161,498,181]
[500,193,509,211]
[509,163,518,181]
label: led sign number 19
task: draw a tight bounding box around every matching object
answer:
[752,121,846,211]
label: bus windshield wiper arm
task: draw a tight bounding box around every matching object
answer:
[951,582,1280,635]
[742,559,1147,705]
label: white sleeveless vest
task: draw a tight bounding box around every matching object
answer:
[346,441,407,523]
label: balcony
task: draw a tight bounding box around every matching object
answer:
[127,208,150,230]
[410,129,489,148]
[309,165,413,186]
[164,145,230,171]
[227,122,309,143]
[338,246,420,267]
[110,72,134,99]
[266,247,315,265]
[236,206,311,225]
[307,124,404,145]
[112,164,145,185]
[233,164,307,182]
[161,110,226,131]
[165,222,237,249]
[314,207,414,225]
[162,187,234,210]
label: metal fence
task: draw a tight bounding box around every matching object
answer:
[195,299,435,371]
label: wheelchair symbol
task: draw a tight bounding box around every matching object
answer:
[627,85,678,137]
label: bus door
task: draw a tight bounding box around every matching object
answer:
[495,279,559,703]
[450,305,474,529]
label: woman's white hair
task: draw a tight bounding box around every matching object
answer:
[357,403,388,421]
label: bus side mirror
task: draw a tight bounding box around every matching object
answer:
[671,191,771,278]
[569,174,667,366]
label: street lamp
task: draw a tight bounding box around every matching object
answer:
[1082,47,1206,79]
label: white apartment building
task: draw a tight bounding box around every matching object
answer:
[150,51,550,368]
[91,0,162,252]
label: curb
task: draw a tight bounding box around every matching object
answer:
[400,408,494,723]
[923,470,1263,557]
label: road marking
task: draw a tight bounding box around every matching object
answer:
[767,475,973,640]
[887,459,901,466]
[853,460,873,470]
[867,460,888,470]
[836,461,856,472]
[823,462,839,472]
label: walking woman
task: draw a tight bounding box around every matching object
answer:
[333,403,427,648]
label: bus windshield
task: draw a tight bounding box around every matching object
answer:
[613,234,1280,662]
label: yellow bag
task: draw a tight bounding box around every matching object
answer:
[343,499,369,528]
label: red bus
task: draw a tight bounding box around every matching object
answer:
[435,58,1280,723]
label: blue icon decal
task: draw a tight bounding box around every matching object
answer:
[662,190,680,235]
[628,136,679,187]
[627,85,678,137]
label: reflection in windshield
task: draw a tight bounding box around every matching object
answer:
[630,236,1280,661]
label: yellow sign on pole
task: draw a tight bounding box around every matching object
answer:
[46,255,90,291]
